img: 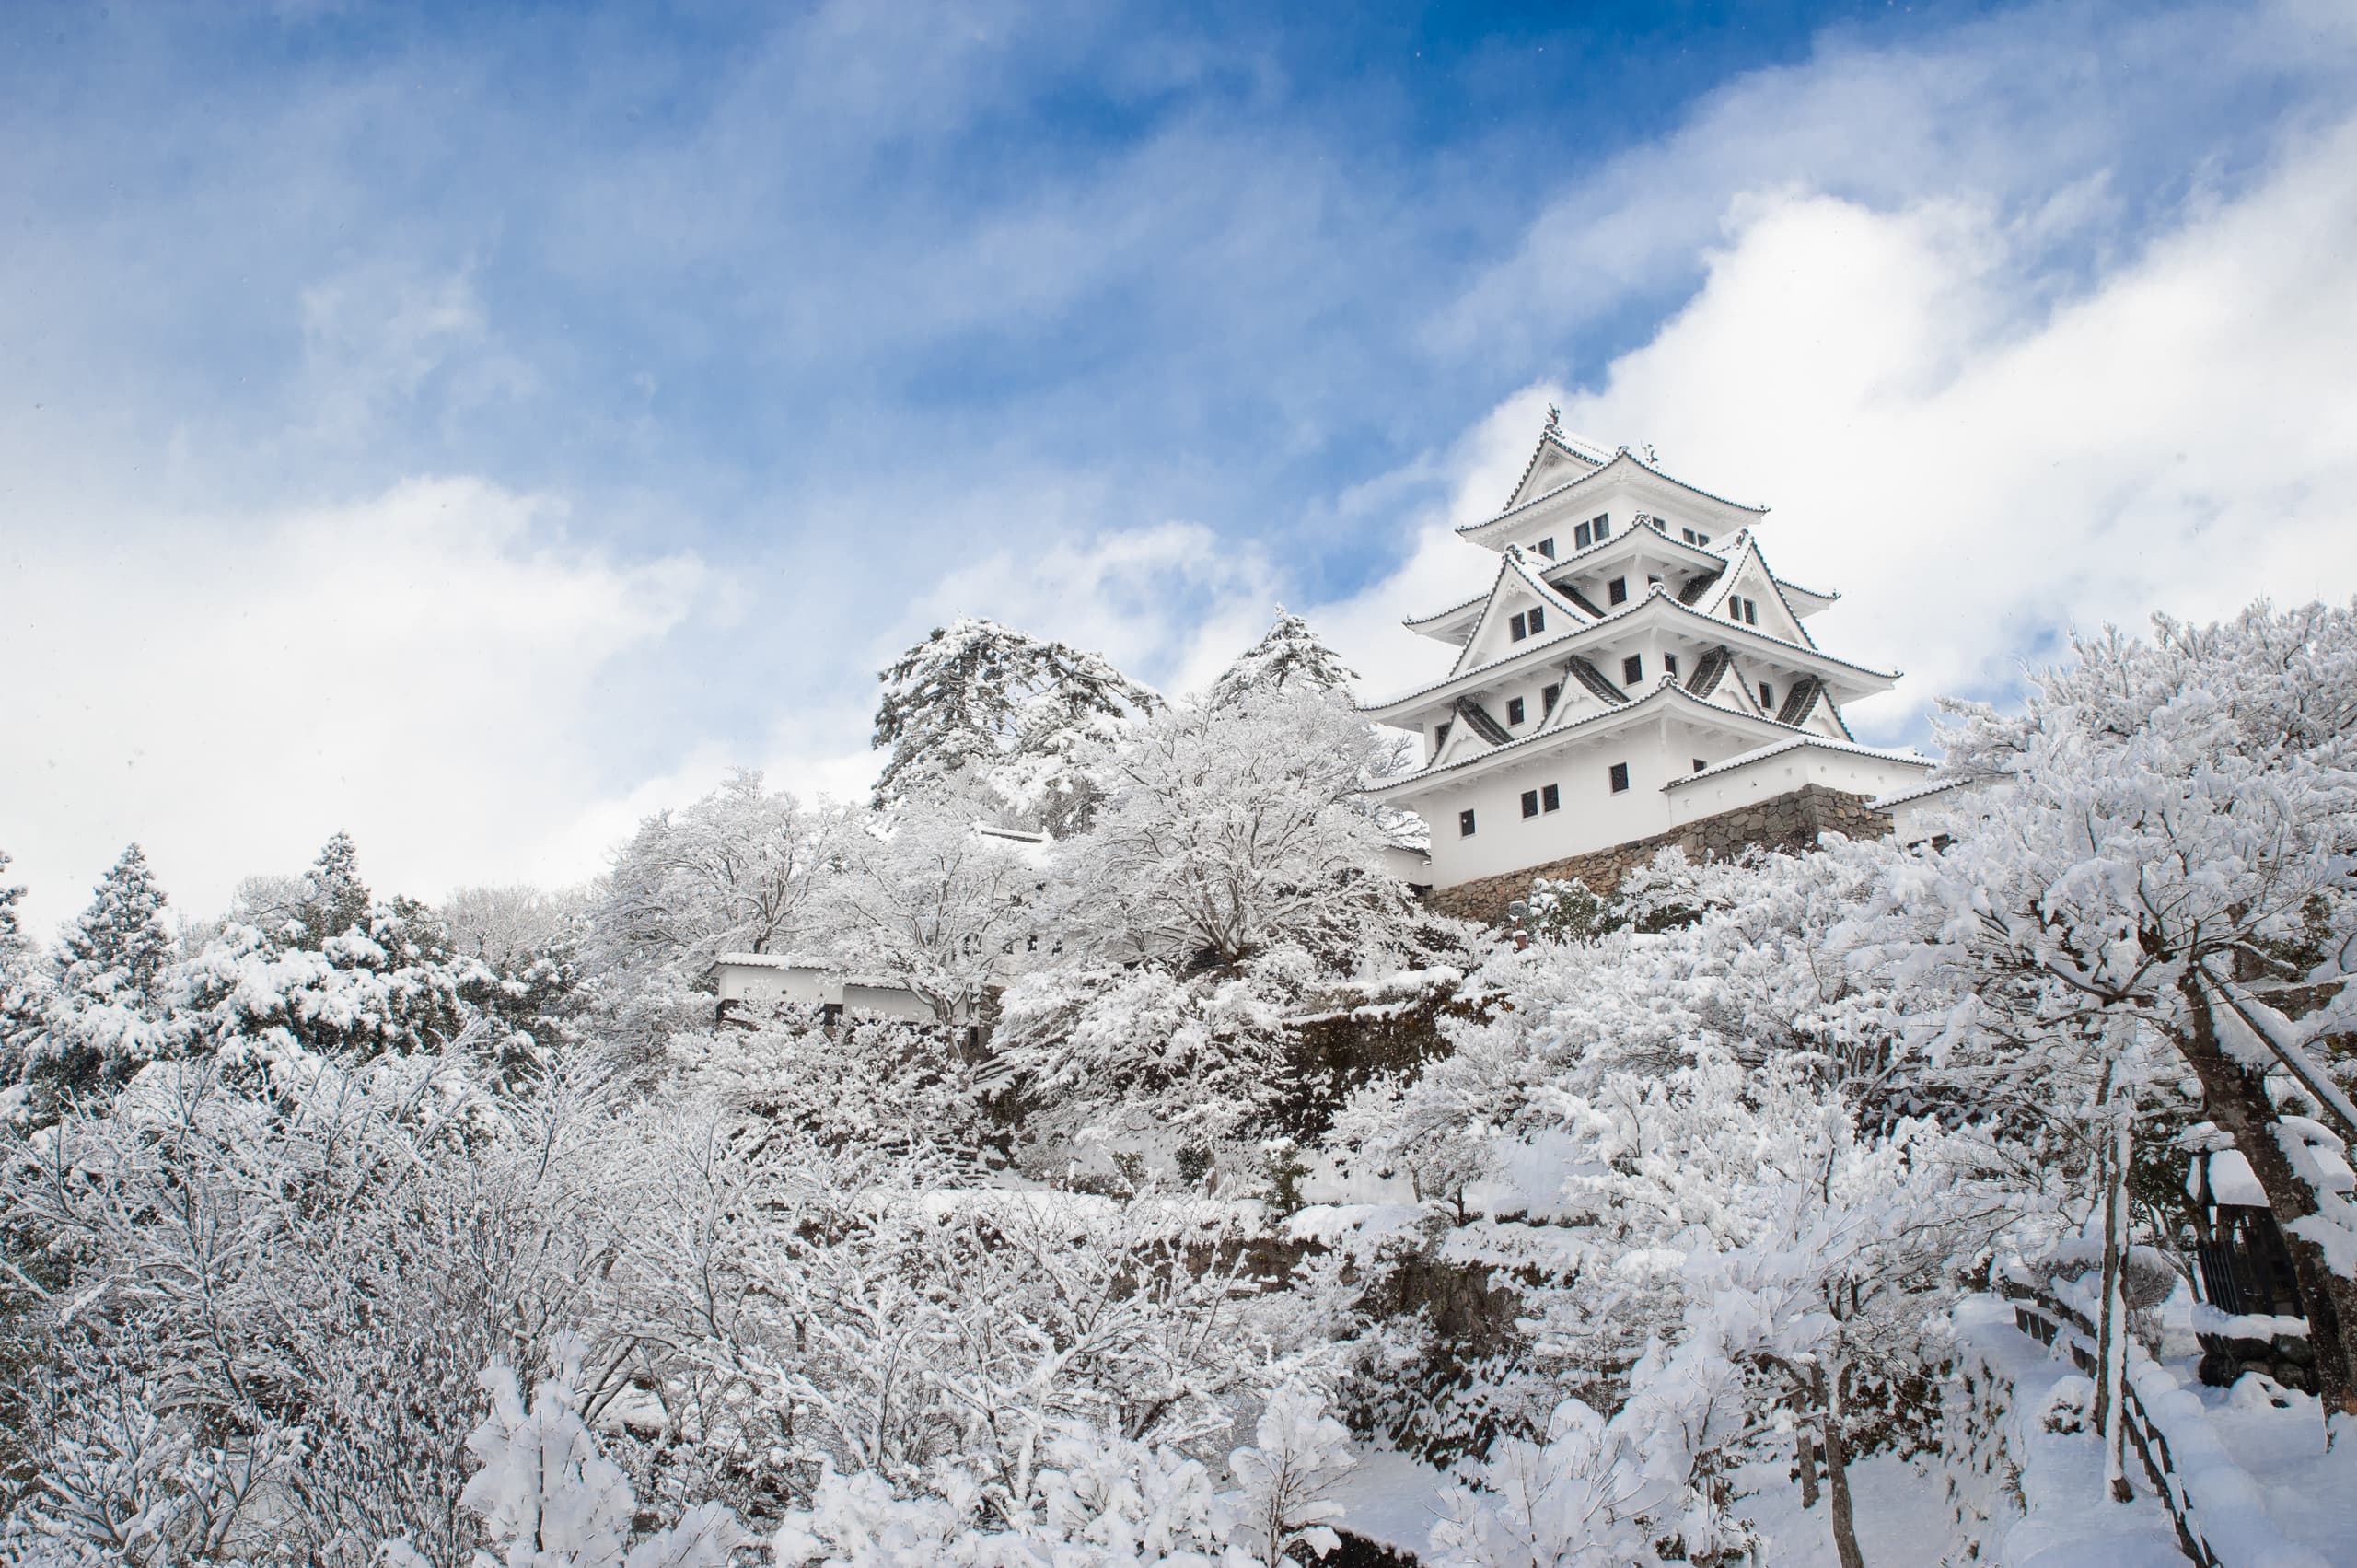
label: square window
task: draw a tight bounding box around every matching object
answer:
[1528,605,1546,633]
[1459,808,1477,837]
[1593,514,1611,540]
[1608,577,1628,606]
[1509,611,1527,641]
[1608,761,1630,794]
[1538,537,1555,558]
[1621,655,1643,685]
[1573,521,1592,549]
[1663,653,1679,677]
[1541,783,1561,812]
[1506,696,1526,725]
[1695,532,1710,546]
[1542,681,1561,714]
[1760,682,1775,709]
[1521,789,1539,819]
[1681,528,1698,544]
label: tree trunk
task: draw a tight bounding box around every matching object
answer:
[2097,1106,2134,1502]
[2177,973,2357,1425]
[1796,1429,1820,1510]
[1822,1370,1866,1568]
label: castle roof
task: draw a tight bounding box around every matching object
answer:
[1362,579,1899,724]
[1459,442,1767,548]
[1371,677,1922,798]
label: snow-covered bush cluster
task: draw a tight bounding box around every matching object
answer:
[3,598,2355,1566]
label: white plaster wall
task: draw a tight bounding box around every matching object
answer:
[1411,727,1684,886]
[1666,749,1930,825]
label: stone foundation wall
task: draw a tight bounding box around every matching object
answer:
[1427,783,1892,924]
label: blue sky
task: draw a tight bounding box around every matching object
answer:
[5,0,2356,926]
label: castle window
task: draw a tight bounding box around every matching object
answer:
[1621,655,1643,685]
[1608,761,1630,794]
[1459,808,1477,837]
[1759,681,1776,709]
[1538,537,1555,558]
[1592,514,1611,540]
[1681,527,1712,546]
[1506,696,1527,725]
[1693,758,1708,773]
[1542,681,1561,714]
[1663,653,1679,677]
[1573,521,1592,549]
[1541,783,1561,812]
[1527,605,1546,633]
[1745,598,1759,625]
[1608,577,1628,606]
[1509,611,1527,641]
[1521,789,1540,819]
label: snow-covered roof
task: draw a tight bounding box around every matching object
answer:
[1458,447,1767,543]
[1661,735,1933,792]
[1374,678,1875,796]
[1868,777,1966,811]
[1362,580,1899,722]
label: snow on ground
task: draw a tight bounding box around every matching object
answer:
[2190,1376,2357,1563]
[1328,1441,1457,1561]
[1739,1453,1977,1568]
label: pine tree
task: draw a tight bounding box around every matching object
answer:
[1206,607,1358,708]
[0,851,39,1086]
[29,843,178,1102]
[872,618,1158,834]
[296,830,373,947]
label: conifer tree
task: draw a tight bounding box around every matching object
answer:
[296,830,373,947]
[1206,607,1357,708]
[872,617,1159,834]
[27,843,179,1103]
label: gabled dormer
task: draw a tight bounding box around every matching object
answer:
[1699,534,1816,649]
[1503,418,1611,512]
[1446,550,1586,679]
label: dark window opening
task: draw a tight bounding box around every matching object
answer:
[1663,653,1679,677]
[1459,808,1477,837]
[1509,610,1527,641]
[1541,783,1561,812]
[1608,577,1628,606]
[1434,720,1452,750]
[1538,537,1555,558]
[1506,696,1526,725]
[1541,681,1562,714]
[1573,521,1592,549]
[1693,758,1708,773]
[1593,514,1611,540]
[1744,598,1759,625]
[1759,682,1775,709]
[1520,789,1539,819]
[1608,761,1630,794]
[1527,605,1546,633]
[1621,655,1643,685]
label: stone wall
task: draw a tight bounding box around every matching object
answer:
[1427,783,1893,925]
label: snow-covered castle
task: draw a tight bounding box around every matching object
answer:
[1365,415,1933,895]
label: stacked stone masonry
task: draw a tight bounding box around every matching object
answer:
[1426,783,1892,924]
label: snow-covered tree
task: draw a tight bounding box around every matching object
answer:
[1854,599,2357,1422]
[17,844,180,1112]
[1205,608,1357,710]
[872,618,1160,835]
[819,804,1047,1027]
[994,687,1470,1169]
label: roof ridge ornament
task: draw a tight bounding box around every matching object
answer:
[1545,403,1561,433]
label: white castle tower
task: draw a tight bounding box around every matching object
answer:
[1364,414,1933,891]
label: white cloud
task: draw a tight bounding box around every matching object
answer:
[3,478,710,930]
[1317,110,2357,749]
